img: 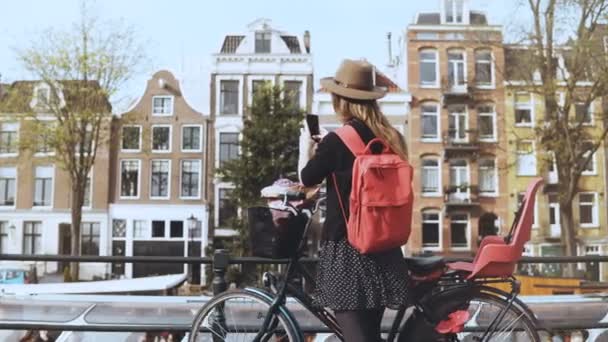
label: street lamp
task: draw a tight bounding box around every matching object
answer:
[187,214,200,285]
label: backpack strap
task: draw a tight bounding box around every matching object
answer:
[334,125,366,156]
[332,173,349,225]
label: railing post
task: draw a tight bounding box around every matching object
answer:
[212,249,229,295]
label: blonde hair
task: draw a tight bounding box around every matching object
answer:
[332,94,408,160]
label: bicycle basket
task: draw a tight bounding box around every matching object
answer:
[247,206,308,258]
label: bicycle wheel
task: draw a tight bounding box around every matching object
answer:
[455,291,540,342]
[189,290,302,342]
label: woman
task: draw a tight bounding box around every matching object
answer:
[298,59,409,342]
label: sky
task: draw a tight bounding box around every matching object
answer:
[0,0,520,113]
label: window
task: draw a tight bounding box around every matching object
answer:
[447,50,466,88]
[219,133,239,167]
[152,126,171,152]
[582,141,596,175]
[445,0,464,23]
[252,80,267,98]
[182,126,202,152]
[181,160,201,198]
[152,96,173,115]
[170,221,183,238]
[23,221,42,255]
[579,193,598,227]
[37,87,50,105]
[515,93,533,125]
[422,211,441,249]
[450,214,469,249]
[0,123,18,154]
[0,167,16,206]
[133,220,148,239]
[122,126,141,151]
[112,219,126,238]
[448,105,467,142]
[219,188,237,227]
[33,166,53,207]
[478,105,496,141]
[475,50,493,86]
[422,158,440,195]
[83,176,91,207]
[284,81,302,109]
[479,159,497,195]
[36,123,53,154]
[81,222,100,256]
[120,160,140,198]
[516,141,536,176]
[150,160,170,198]
[575,102,592,125]
[152,220,165,238]
[0,222,8,253]
[419,50,438,87]
[449,159,469,202]
[548,194,561,238]
[255,31,271,53]
[220,80,239,115]
[421,103,440,140]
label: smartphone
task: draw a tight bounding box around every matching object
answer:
[306,114,320,137]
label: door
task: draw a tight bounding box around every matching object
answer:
[448,105,467,142]
[58,224,71,273]
[449,159,469,202]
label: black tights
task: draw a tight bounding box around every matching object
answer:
[335,308,385,342]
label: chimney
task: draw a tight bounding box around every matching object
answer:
[304,30,311,53]
[387,32,393,67]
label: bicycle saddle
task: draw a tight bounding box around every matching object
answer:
[404,256,445,274]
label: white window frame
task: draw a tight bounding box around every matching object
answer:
[247,75,275,107]
[448,159,470,202]
[279,75,308,111]
[421,103,441,142]
[132,219,149,240]
[0,167,17,209]
[215,128,241,169]
[442,0,467,24]
[419,49,440,88]
[0,122,19,158]
[151,96,174,116]
[215,184,240,229]
[421,157,442,197]
[448,105,469,143]
[581,140,597,176]
[475,49,495,88]
[151,125,172,153]
[121,125,142,153]
[478,158,498,197]
[447,49,467,89]
[477,104,497,142]
[516,140,537,176]
[180,159,202,200]
[548,200,561,238]
[579,192,599,228]
[150,159,171,200]
[33,165,54,209]
[421,210,442,251]
[82,171,93,210]
[216,75,244,116]
[514,92,535,127]
[450,212,471,251]
[119,159,141,200]
[181,124,203,153]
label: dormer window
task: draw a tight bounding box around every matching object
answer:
[37,88,50,105]
[255,31,271,53]
[445,0,465,24]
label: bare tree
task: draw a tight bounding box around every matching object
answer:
[509,0,608,275]
[15,0,146,280]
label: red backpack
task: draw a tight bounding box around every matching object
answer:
[332,125,414,254]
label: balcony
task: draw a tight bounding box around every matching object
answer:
[444,184,480,210]
[443,129,480,160]
[543,170,559,193]
[441,78,472,106]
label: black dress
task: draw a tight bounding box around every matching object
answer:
[300,118,409,311]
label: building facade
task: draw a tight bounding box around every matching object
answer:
[0,81,112,279]
[109,70,209,281]
[208,19,314,243]
[406,0,509,256]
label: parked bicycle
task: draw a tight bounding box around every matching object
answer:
[189,178,544,341]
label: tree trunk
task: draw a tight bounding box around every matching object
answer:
[70,186,83,281]
[560,201,577,277]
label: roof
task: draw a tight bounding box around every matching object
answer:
[415,11,488,25]
[0,80,111,113]
[281,35,301,53]
[220,35,245,53]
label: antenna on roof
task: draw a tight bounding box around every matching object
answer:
[387,32,393,67]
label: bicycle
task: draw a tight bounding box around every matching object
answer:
[189,178,544,341]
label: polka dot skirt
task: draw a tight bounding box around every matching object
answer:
[313,239,409,311]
